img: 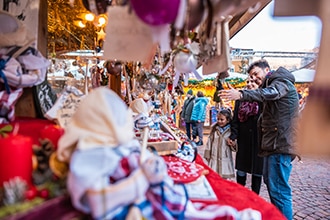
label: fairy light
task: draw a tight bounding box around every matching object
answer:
[84,12,95,21]
[95,14,108,27]
[73,20,86,28]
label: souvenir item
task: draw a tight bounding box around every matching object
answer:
[163,155,204,184]
[103,6,155,62]
[186,0,206,30]
[173,45,202,87]
[104,60,122,76]
[200,16,232,75]
[81,0,111,15]
[130,0,180,26]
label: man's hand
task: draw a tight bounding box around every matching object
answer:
[219,88,242,101]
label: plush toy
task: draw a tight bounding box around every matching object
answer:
[57,87,261,220]
[0,11,49,123]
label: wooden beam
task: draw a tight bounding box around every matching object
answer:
[229,0,272,38]
[273,0,320,17]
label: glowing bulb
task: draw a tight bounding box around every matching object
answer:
[73,20,86,28]
[95,14,108,27]
[98,17,106,26]
[84,13,95,21]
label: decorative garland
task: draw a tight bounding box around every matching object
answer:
[187,77,245,85]
[182,77,247,98]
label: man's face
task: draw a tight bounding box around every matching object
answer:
[248,66,269,85]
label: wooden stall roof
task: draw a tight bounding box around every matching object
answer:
[228,0,272,38]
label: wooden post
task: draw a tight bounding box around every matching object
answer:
[109,74,122,98]
[274,0,330,157]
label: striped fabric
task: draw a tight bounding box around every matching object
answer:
[68,146,261,220]
[0,85,22,123]
[134,113,154,129]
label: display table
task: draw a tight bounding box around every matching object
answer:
[1,118,285,220]
[3,155,285,220]
[193,155,285,219]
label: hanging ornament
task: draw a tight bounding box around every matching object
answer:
[137,70,160,90]
[130,0,180,26]
[172,46,202,87]
[174,51,197,73]
[81,0,112,15]
[186,0,206,30]
[104,60,122,76]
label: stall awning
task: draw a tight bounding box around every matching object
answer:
[292,68,315,83]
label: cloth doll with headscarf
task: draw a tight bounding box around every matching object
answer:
[57,87,261,220]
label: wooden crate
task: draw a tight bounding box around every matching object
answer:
[147,140,179,155]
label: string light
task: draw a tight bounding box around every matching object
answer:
[73,20,86,28]
[94,14,108,27]
[84,13,95,21]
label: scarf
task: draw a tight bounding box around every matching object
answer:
[216,124,230,134]
[238,102,259,122]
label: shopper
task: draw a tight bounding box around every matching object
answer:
[229,76,263,194]
[180,89,195,139]
[190,91,209,145]
[203,108,236,179]
[219,59,300,220]
[213,71,228,109]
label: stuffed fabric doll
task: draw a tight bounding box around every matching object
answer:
[57,87,261,220]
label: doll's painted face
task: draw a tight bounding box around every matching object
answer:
[217,113,229,127]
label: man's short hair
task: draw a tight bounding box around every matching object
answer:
[247,59,270,73]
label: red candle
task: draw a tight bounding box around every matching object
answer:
[0,134,33,187]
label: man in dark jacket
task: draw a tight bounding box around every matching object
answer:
[220,59,299,220]
[181,89,195,140]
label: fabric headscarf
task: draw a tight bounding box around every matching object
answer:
[129,98,154,129]
[238,101,259,122]
[129,98,149,115]
[57,87,135,162]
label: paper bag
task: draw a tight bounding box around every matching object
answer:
[103,6,155,62]
[202,18,231,75]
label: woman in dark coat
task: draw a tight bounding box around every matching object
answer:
[229,77,263,194]
[181,89,195,140]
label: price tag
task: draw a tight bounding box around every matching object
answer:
[45,87,85,127]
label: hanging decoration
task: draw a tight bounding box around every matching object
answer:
[172,42,202,87]
[130,0,180,26]
[185,0,206,30]
[183,77,246,98]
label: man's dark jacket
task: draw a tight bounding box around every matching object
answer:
[240,67,299,157]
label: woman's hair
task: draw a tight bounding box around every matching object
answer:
[247,59,270,73]
[218,108,232,122]
[197,91,204,97]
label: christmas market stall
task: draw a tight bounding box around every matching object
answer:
[0,1,295,219]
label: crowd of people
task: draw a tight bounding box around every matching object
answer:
[181,90,209,146]
[179,59,303,220]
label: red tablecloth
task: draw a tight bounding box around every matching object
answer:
[0,117,55,146]
[194,155,285,220]
[1,118,285,220]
